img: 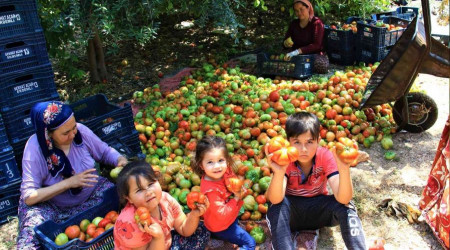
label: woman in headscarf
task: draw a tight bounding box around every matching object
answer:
[284,0,325,57]
[17,101,128,248]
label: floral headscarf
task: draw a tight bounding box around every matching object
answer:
[31,101,83,194]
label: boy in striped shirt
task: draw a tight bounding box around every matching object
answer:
[265,112,367,250]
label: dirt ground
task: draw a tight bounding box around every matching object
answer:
[0,0,448,249]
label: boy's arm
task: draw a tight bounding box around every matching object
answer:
[264,145,289,204]
[328,148,353,204]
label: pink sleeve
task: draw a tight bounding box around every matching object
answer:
[319,147,338,178]
[300,18,325,54]
[113,204,152,249]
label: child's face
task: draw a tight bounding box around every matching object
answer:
[289,131,319,167]
[201,148,228,181]
[126,175,162,211]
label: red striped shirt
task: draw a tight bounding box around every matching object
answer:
[285,147,338,197]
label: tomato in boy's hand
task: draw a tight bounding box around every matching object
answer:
[267,136,290,154]
[335,137,359,164]
[226,177,244,193]
[186,191,206,210]
[271,146,299,166]
[135,207,152,227]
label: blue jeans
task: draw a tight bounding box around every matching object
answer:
[211,218,256,250]
[266,195,366,250]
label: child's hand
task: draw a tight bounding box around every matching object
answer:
[265,143,289,175]
[138,221,164,239]
[190,196,210,217]
[232,186,246,200]
[330,147,352,170]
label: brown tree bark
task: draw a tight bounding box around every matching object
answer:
[86,31,108,83]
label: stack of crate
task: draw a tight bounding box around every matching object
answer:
[0,0,59,224]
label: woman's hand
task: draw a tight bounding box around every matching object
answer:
[66,168,98,189]
[138,222,164,239]
[116,156,128,167]
[265,143,289,175]
[190,197,209,217]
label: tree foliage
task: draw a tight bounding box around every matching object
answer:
[37,0,389,80]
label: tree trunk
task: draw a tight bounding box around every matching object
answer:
[86,31,108,83]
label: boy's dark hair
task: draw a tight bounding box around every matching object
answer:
[116,160,159,206]
[191,136,236,175]
[285,112,320,140]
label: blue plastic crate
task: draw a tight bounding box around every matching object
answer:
[356,43,391,63]
[11,136,27,171]
[0,181,20,225]
[327,48,355,66]
[356,17,409,48]
[70,94,133,132]
[105,131,142,158]
[92,113,135,141]
[2,96,60,144]
[0,64,59,112]
[371,10,397,20]
[35,186,119,250]
[257,52,314,79]
[0,0,42,40]
[0,150,20,189]
[324,26,357,52]
[0,114,13,154]
[0,32,50,74]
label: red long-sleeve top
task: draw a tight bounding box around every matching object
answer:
[284,16,324,54]
[200,167,243,232]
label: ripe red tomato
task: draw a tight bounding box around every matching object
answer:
[135,207,152,227]
[271,146,299,166]
[97,218,111,229]
[104,211,119,223]
[267,136,290,154]
[86,224,97,238]
[65,225,81,240]
[255,195,266,204]
[335,137,359,164]
[186,191,207,210]
[226,177,244,193]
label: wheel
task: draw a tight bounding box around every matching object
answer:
[393,92,438,133]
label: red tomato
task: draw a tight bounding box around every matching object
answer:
[65,225,81,239]
[335,137,359,164]
[135,207,152,226]
[97,218,111,229]
[226,177,244,193]
[267,136,290,153]
[271,146,299,166]
[240,211,251,220]
[255,195,266,204]
[186,191,207,210]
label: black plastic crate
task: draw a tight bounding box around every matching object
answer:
[0,64,59,112]
[0,0,42,40]
[0,181,20,225]
[356,43,391,63]
[0,114,12,154]
[357,17,409,47]
[0,150,20,189]
[327,48,355,66]
[70,94,133,131]
[257,52,314,79]
[0,32,50,74]
[35,186,118,250]
[2,96,60,144]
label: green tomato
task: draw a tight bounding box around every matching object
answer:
[384,151,396,160]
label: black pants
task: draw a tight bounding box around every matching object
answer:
[266,195,367,250]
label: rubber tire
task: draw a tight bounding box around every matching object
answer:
[393,92,438,133]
